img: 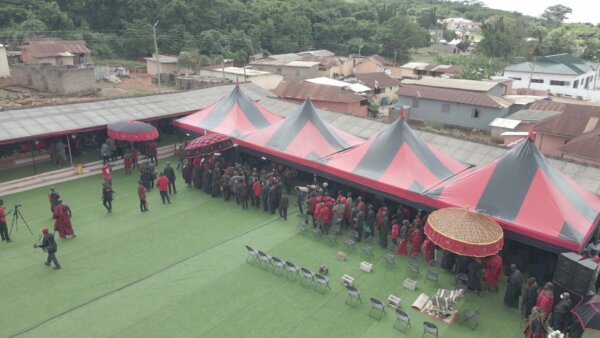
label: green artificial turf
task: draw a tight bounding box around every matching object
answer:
[0,163,574,338]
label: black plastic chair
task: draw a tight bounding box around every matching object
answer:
[461,309,480,330]
[271,256,286,275]
[394,309,412,331]
[257,250,273,269]
[285,261,301,280]
[424,270,439,285]
[345,285,362,305]
[455,273,469,291]
[408,262,421,276]
[301,267,315,286]
[245,245,259,262]
[383,253,396,267]
[314,273,331,291]
[422,321,439,337]
[369,298,386,320]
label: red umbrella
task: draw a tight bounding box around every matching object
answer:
[184,134,233,158]
[424,208,504,257]
[107,120,159,141]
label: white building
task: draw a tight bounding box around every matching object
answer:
[503,54,600,101]
[0,45,10,78]
[198,67,283,91]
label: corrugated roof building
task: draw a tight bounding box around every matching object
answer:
[396,78,516,131]
[20,40,91,65]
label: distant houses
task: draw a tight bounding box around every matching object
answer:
[503,54,600,101]
[20,40,91,65]
[397,78,516,131]
[396,62,463,79]
[145,54,193,75]
[274,79,369,116]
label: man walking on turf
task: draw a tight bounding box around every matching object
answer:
[102,181,114,213]
[138,181,149,212]
[157,173,171,204]
[163,162,177,194]
[34,227,61,269]
[279,190,289,220]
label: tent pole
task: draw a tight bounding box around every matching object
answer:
[66,135,74,168]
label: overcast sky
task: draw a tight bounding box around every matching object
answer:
[480,0,598,24]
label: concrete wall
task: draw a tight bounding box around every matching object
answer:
[563,154,600,166]
[354,59,384,74]
[284,97,368,117]
[535,133,569,157]
[11,64,96,95]
[0,46,9,77]
[22,50,75,66]
[504,69,600,100]
[249,64,325,80]
[398,96,509,131]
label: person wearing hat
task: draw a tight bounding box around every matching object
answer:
[0,199,12,242]
[34,227,61,269]
[551,292,572,333]
[163,162,177,194]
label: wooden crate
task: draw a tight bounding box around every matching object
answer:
[360,261,373,273]
[341,274,354,287]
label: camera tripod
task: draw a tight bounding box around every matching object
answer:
[10,205,33,236]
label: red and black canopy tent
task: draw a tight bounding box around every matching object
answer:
[425,133,600,253]
[237,98,364,171]
[173,83,282,138]
[316,115,470,207]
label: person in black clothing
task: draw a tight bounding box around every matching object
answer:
[467,258,482,296]
[279,191,289,220]
[551,292,572,333]
[48,187,60,214]
[239,180,248,209]
[34,227,61,269]
[504,264,523,309]
[163,162,177,194]
[102,182,114,213]
[569,312,585,338]
[295,186,306,215]
[522,277,538,319]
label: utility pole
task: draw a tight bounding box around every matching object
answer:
[153,21,161,93]
[358,45,364,57]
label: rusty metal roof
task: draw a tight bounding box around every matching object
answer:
[274,80,366,104]
[20,40,90,58]
[535,104,600,137]
[396,84,513,109]
[355,72,399,89]
[560,129,600,161]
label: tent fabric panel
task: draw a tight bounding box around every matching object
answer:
[280,122,343,159]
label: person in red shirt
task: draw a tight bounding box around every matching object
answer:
[307,194,319,227]
[124,152,132,175]
[314,201,323,230]
[252,178,262,209]
[131,146,139,169]
[483,254,503,292]
[320,202,333,234]
[156,173,170,204]
[535,282,554,319]
[138,181,148,212]
[409,224,423,257]
[0,199,12,242]
[102,163,112,186]
[53,200,75,239]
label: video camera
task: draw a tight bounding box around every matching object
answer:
[15,204,22,208]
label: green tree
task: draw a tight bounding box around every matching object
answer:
[375,15,430,58]
[177,51,202,73]
[417,7,437,29]
[582,38,600,61]
[119,19,153,58]
[13,15,47,43]
[541,27,575,55]
[541,5,572,27]
[37,1,74,31]
[199,29,225,55]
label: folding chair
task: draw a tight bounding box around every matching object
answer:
[455,273,469,291]
[245,245,259,262]
[314,273,331,292]
[297,220,308,233]
[365,235,375,243]
[345,285,362,305]
[369,298,386,320]
[361,245,374,256]
[344,230,358,249]
[383,253,396,267]
[424,270,439,285]
[460,309,480,330]
[422,321,439,337]
[407,262,420,276]
[411,252,422,261]
[301,267,315,286]
[388,242,398,253]
[257,250,273,269]
[429,289,465,318]
[394,309,412,331]
[271,256,286,275]
[285,261,301,280]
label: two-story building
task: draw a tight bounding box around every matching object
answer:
[397,78,516,131]
[249,58,326,80]
[503,54,600,101]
